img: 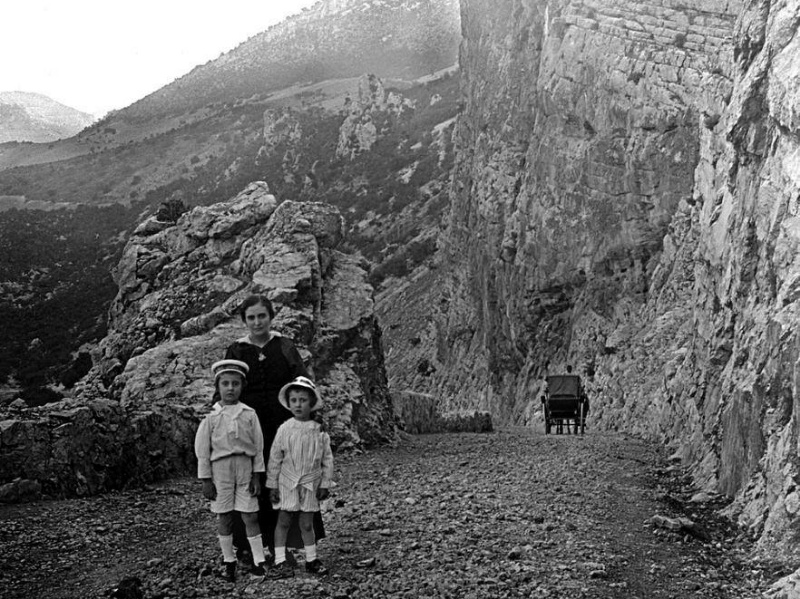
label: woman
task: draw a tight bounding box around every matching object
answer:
[224,294,325,565]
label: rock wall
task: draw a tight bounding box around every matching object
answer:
[0,182,397,497]
[390,0,800,558]
[392,390,493,434]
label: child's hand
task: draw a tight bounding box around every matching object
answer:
[269,488,280,504]
[316,487,330,501]
[248,474,261,497]
[202,479,216,500]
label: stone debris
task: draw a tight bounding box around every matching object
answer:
[0,429,772,599]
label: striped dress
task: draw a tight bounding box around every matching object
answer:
[266,418,333,512]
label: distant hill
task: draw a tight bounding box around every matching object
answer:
[0,92,95,143]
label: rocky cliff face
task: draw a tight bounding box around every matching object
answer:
[387,0,800,558]
[0,182,397,497]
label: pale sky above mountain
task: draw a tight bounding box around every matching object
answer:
[0,0,320,118]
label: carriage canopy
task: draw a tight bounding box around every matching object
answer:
[546,374,582,397]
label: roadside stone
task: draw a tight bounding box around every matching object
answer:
[0,478,42,503]
[650,514,695,531]
[507,547,523,560]
[356,557,377,568]
[689,491,715,503]
[589,569,608,579]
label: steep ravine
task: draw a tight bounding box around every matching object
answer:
[381,0,800,562]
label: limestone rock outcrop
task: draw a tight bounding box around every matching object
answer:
[336,74,416,159]
[383,0,800,560]
[0,182,397,497]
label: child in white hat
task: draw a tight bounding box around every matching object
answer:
[195,359,268,582]
[265,376,333,578]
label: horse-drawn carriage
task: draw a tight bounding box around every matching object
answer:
[541,374,589,435]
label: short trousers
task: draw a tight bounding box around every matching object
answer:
[210,455,259,514]
[274,484,321,512]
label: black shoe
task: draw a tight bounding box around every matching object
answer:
[264,561,294,580]
[250,562,266,578]
[222,561,236,582]
[305,559,329,575]
[236,549,253,570]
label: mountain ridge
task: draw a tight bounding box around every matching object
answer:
[0,91,95,143]
[118,0,459,122]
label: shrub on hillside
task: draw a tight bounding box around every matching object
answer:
[156,197,189,223]
[20,385,63,407]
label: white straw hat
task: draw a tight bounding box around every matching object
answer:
[211,359,249,381]
[278,376,323,411]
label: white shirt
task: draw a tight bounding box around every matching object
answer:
[194,402,265,479]
[266,418,333,491]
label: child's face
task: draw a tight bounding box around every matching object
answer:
[287,388,314,421]
[217,373,244,404]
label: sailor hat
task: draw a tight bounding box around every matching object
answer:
[211,359,249,381]
[278,376,323,411]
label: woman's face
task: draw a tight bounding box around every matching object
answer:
[244,303,271,337]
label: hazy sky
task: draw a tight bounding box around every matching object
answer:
[0,0,320,117]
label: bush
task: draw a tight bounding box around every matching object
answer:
[20,386,63,407]
[156,197,189,223]
[59,352,93,388]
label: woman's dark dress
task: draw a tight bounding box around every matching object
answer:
[225,334,325,553]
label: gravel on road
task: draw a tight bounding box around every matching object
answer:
[0,428,784,598]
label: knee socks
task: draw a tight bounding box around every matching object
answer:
[218,534,235,563]
[247,535,266,566]
[305,544,317,562]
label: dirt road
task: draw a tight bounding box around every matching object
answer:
[0,428,778,598]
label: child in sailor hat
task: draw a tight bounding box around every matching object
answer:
[265,376,333,578]
[194,359,268,581]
